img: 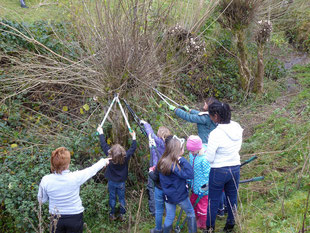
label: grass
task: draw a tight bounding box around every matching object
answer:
[0,0,67,22]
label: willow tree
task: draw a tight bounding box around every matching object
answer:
[218,0,290,94]
[0,0,219,143]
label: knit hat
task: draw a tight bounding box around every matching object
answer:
[186,135,202,152]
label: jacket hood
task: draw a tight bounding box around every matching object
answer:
[217,121,243,141]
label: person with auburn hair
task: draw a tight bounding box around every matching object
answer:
[97,126,137,222]
[157,136,197,233]
[38,147,110,233]
[140,119,171,221]
[204,102,243,233]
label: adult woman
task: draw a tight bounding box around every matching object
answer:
[38,147,110,233]
[204,102,243,233]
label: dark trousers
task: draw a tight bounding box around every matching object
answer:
[147,176,155,215]
[51,212,83,233]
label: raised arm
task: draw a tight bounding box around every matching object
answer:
[74,158,110,186]
[126,131,137,159]
[189,109,200,115]
[97,125,110,156]
[175,108,209,124]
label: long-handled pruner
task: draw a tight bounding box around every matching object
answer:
[122,98,147,136]
[97,94,132,133]
[240,176,264,184]
[153,88,188,111]
[241,155,258,168]
[99,95,118,128]
[116,95,132,133]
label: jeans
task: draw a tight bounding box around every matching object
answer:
[154,187,165,230]
[164,197,195,227]
[147,176,155,215]
[218,191,227,209]
[108,180,126,215]
[206,166,240,228]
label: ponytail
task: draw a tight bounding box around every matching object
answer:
[208,102,231,124]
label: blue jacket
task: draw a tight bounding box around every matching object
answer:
[175,108,217,144]
[143,123,165,166]
[159,157,194,204]
[188,145,211,196]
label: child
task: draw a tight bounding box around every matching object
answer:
[97,126,137,221]
[38,147,110,233]
[140,120,171,218]
[186,135,211,230]
[169,97,219,144]
[157,136,197,233]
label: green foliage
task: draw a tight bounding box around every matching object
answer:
[264,57,287,80]
[0,19,80,57]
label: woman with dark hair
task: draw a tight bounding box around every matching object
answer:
[204,102,243,233]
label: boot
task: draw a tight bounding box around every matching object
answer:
[223,223,234,232]
[187,217,197,233]
[20,0,28,8]
[162,225,173,233]
[203,226,215,233]
[150,228,163,233]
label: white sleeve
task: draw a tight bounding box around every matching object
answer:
[73,158,109,186]
[205,130,221,163]
[37,178,48,204]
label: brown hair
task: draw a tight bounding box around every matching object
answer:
[157,126,171,140]
[108,144,126,165]
[157,138,183,175]
[51,147,71,174]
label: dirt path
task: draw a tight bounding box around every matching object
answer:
[237,47,310,139]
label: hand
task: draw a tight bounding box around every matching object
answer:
[103,158,111,166]
[130,130,136,140]
[97,125,104,135]
[140,120,147,125]
[169,105,176,111]
[183,105,190,112]
[149,166,155,172]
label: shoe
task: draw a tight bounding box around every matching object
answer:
[20,0,28,8]
[150,228,163,233]
[223,223,234,232]
[119,214,126,222]
[109,213,116,221]
[217,208,225,218]
[162,225,173,233]
[203,226,215,233]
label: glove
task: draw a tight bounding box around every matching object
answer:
[97,125,104,135]
[183,105,190,112]
[148,134,156,148]
[140,120,147,125]
[130,130,136,140]
[169,105,176,111]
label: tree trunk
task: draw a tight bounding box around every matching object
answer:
[253,42,264,93]
[236,30,253,92]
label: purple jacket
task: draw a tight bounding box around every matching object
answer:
[143,123,165,166]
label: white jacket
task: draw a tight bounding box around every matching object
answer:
[205,121,243,168]
[38,158,109,215]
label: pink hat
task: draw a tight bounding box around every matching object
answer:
[186,135,202,152]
